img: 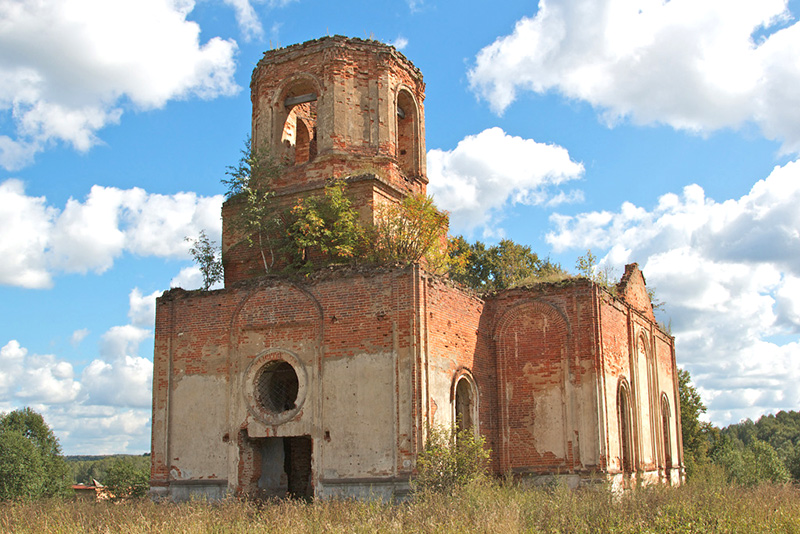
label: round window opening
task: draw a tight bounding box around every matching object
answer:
[255,360,299,414]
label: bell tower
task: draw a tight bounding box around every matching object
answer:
[223,36,427,284]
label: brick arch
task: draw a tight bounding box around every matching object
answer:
[660,392,673,472]
[617,377,635,473]
[450,367,479,436]
[229,282,324,393]
[269,74,323,165]
[395,85,421,180]
[493,299,572,340]
[493,300,572,473]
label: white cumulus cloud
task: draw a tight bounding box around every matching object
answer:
[0,179,223,289]
[0,180,55,288]
[0,0,240,169]
[469,0,800,153]
[427,127,584,235]
[546,160,800,425]
[128,289,161,329]
[0,340,82,405]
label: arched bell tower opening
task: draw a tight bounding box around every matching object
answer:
[276,77,319,166]
[396,88,420,180]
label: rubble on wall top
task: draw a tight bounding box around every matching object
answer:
[254,35,421,77]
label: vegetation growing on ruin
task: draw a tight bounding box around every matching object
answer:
[286,180,365,271]
[186,230,223,290]
[218,140,673,301]
[221,139,450,275]
[370,193,450,274]
[223,138,286,273]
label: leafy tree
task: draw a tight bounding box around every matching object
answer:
[575,249,616,290]
[750,439,791,484]
[187,230,223,290]
[222,137,282,197]
[678,368,710,478]
[718,410,800,481]
[287,180,365,270]
[0,429,45,500]
[713,438,790,486]
[787,442,800,480]
[0,408,71,500]
[224,137,285,273]
[105,457,150,500]
[370,194,450,274]
[415,423,490,494]
[449,237,566,291]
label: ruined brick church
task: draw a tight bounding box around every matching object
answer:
[150,36,683,500]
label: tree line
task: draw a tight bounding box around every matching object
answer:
[679,369,799,485]
[0,408,149,500]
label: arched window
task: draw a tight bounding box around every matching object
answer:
[452,371,478,434]
[661,394,672,470]
[618,380,634,473]
[279,79,318,165]
[396,89,419,179]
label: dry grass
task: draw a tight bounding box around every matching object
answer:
[2,479,799,533]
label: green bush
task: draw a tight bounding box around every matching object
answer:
[105,457,150,500]
[369,194,450,274]
[414,424,490,494]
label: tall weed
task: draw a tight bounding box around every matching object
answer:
[2,480,799,533]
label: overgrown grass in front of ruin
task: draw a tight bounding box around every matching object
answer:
[2,477,800,533]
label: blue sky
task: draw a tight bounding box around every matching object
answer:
[2,0,800,454]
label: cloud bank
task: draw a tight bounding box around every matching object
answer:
[0,179,223,289]
[547,160,800,425]
[469,0,800,153]
[0,0,240,170]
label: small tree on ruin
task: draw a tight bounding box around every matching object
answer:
[187,230,223,290]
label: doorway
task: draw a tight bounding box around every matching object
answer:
[256,436,313,499]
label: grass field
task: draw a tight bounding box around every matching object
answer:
[2,478,799,533]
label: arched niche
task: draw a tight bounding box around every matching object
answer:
[494,300,571,470]
[661,393,672,471]
[635,334,657,465]
[451,369,479,435]
[618,378,635,473]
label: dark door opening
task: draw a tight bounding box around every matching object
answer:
[257,435,313,500]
